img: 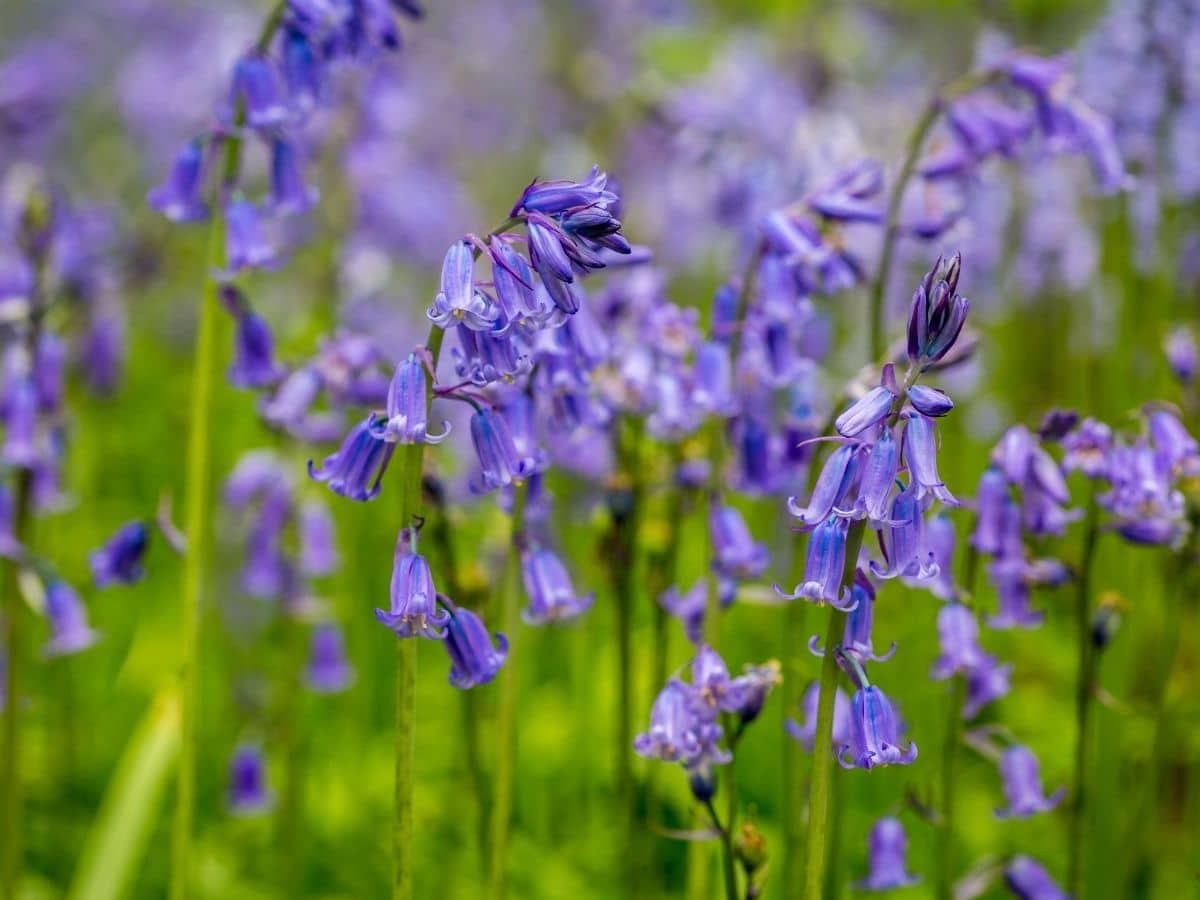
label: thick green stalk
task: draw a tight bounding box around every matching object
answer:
[705,796,739,900]
[936,541,978,900]
[1,467,33,900]
[802,521,866,900]
[390,323,448,900]
[1067,492,1100,897]
[168,199,227,900]
[487,483,527,900]
[169,16,287,897]
[779,560,808,900]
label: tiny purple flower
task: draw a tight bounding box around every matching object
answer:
[777,516,855,610]
[308,415,395,501]
[660,580,707,645]
[902,412,958,505]
[375,546,449,639]
[786,681,851,752]
[43,581,98,658]
[89,521,149,588]
[931,603,986,679]
[298,500,338,577]
[788,443,863,528]
[147,139,208,222]
[907,384,954,418]
[1004,854,1069,900]
[468,407,539,494]
[380,354,449,444]
[521,547,594,624]
[856,817,920,890]
[231,54,289,129]
[306,623,354,693]
[229,310,283,389]
[963,653,1012,719]
[710,504,769,582]
[444,606,508,689]
[836,386,895,438]
[225,199,274,273]
[427,241,499,331]
[839,685,918,770]
[270,138,318,216]
[228,743,271,815]
[634,679,729,766]
[995,745,1065,819]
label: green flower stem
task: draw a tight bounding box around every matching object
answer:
[487,481,527,900]
[935,539,979,900]
[779,551,808,900]
[609,417,644,894]
[1067,490,1101,897]
[389,322,448,900]
[168,13,287,898]
[803,520,866,900]
[168,200,226,900]
[867,69,999,362]
[0,209,45,900]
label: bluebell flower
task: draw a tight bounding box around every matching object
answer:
[786,681,851,752]
[380,353,449,444]
[375,546,449,639]
[733,660,782,724]
[987,563,1044,630]
[43,581,98,658]
[634,679,729,766]
[453,327,530,386]
[29,335,63,422]
[89,521,149,588]
[1061,418,1111,477]
[308,415,395,501]
[807,160,884,224]
[521,547,594,624]
[836,386,895,438]
[902,412,958,505]
[856,817,920,890]
[995,745,1064,819]
[907,384,954,418]
[443,606,508,689]
[489,237,552,328]
[710,504,769,582]
[1165,326,1197,384]
[1004,854,1069,900]
[659,580,706,645]
[691,340,736,415]
[919,514,959,600]
[691,645,749,715]
[298,500,338,577]
[147,139,208,222]
[306,623,354,693]
[260,366,323,434]
[963,653,1012,719]
[427,241,499,331]
[510,166,619,218]
[229,309,283,389]
[812,570,896,663]
[231,54,289,129]
[907,254,968,368]
[788,443,863,528]
[1,372,38,469]
[931,603,986,679]
[839,685,917,770]
[469,407,539,495]
[228,743,271,815]
[282,26,322,113]
[224,199,275,274]
[872,485,938,582]
[777,516,856,609]
[241,490,292,598]
[270,138,318,215]
[851,427,900,525]
[972,467,1011,554]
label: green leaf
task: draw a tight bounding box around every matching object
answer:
[67,688,181,900]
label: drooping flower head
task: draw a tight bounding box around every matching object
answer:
[443,606,508,689]
[375,540,449,639]
[995,745,1064,819]
[89,520,149,588]
[228,743,271,815]
[306,623,354,693]
[521,547,594,625]
[308,415,395,501]
[43,581,98,658]
[856,817,920,891]
[839,685,918,770]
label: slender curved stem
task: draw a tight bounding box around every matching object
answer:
[487,483,527,900]
[869,100,942,362]
[1067,491,1100,897]
[803,520,865,900]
